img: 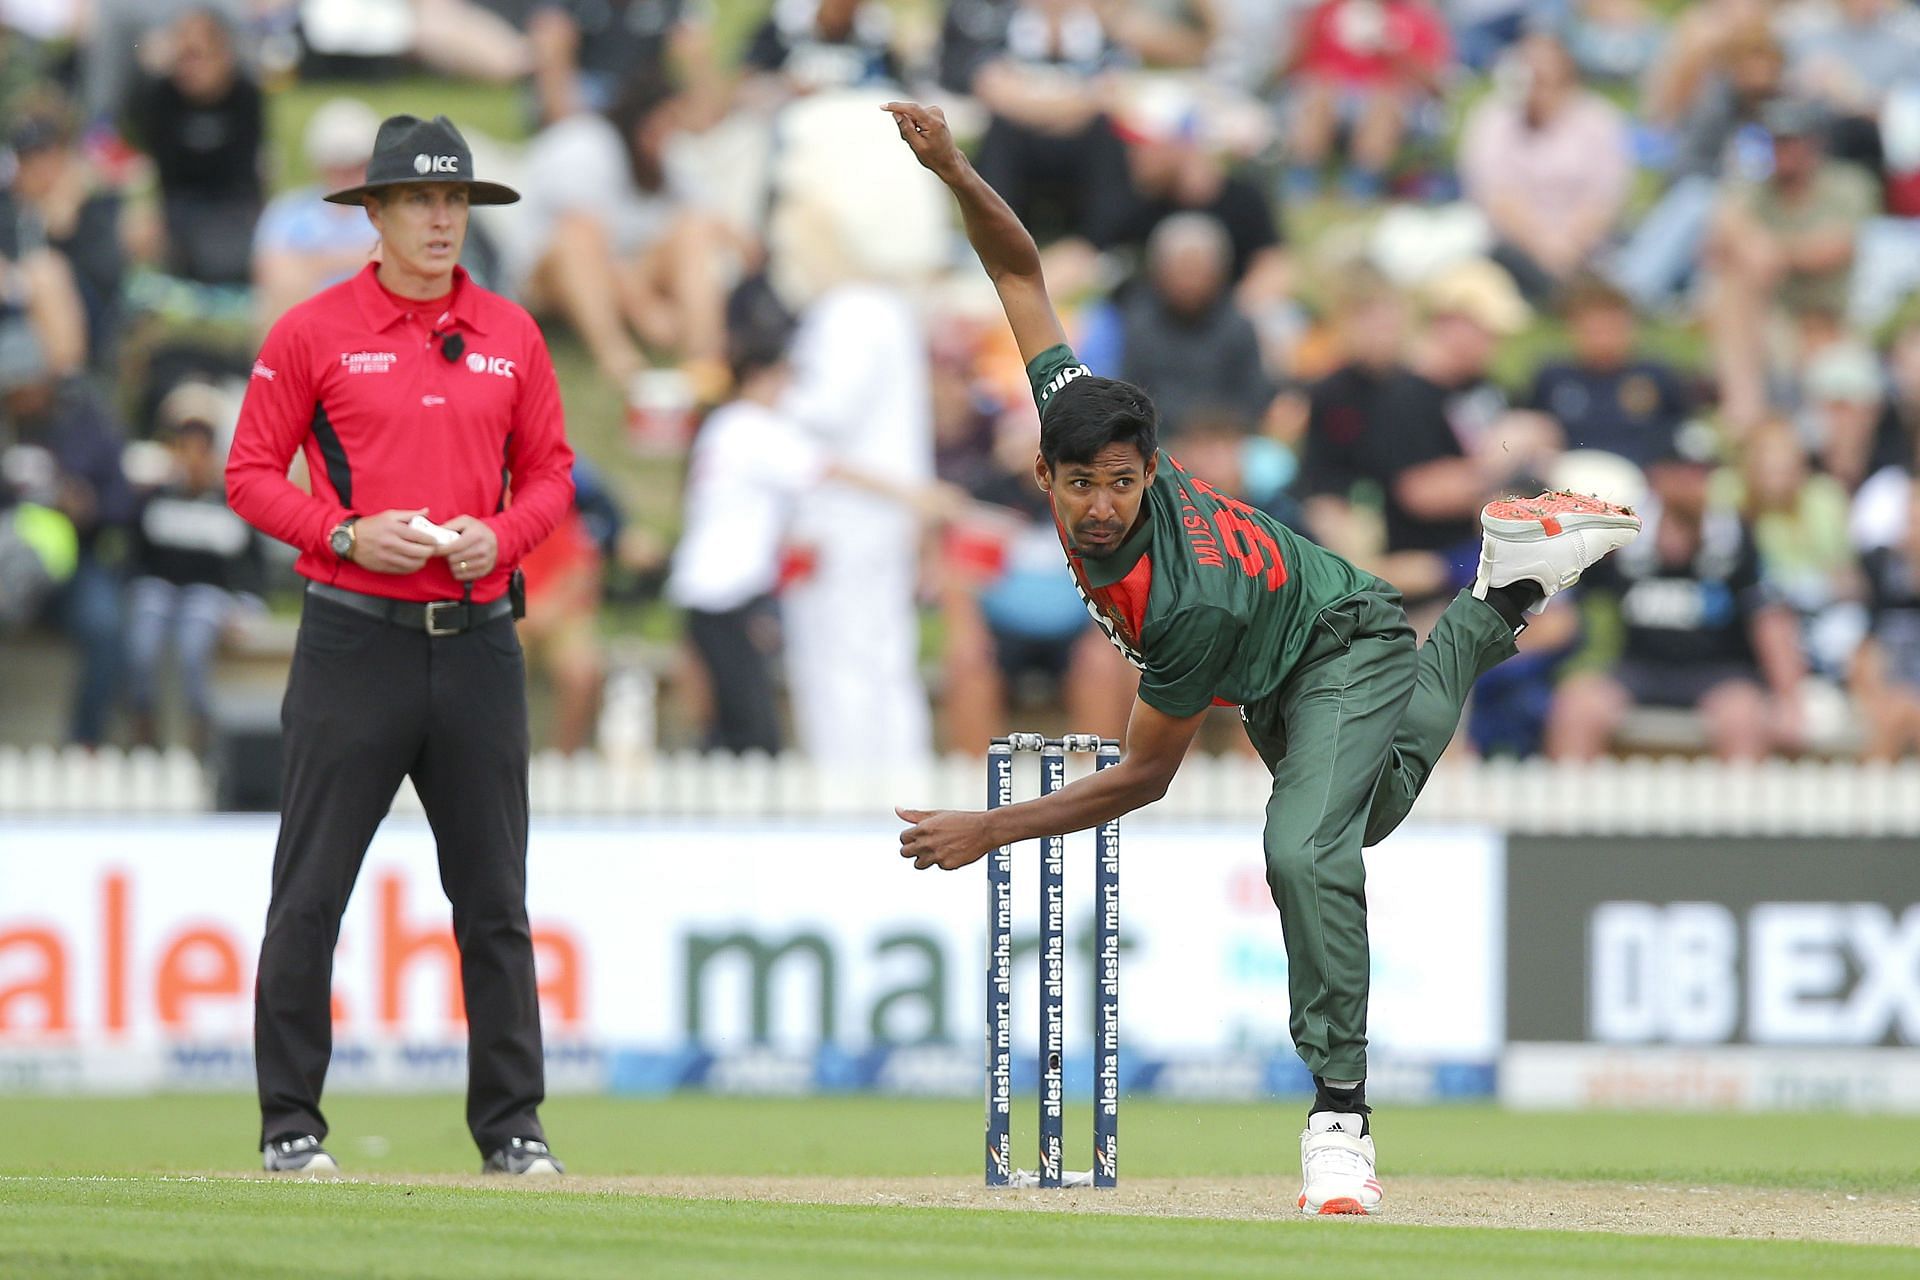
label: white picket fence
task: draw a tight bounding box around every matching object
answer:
[4,744,1920,834]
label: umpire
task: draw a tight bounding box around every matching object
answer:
[227,115,574,1177]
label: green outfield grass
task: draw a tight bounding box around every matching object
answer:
[1,1095,1917,1278]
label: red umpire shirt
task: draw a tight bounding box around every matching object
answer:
[227,262,574,599]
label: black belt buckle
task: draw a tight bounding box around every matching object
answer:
[424,600,464,637]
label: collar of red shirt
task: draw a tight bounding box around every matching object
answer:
[348,262,492,337]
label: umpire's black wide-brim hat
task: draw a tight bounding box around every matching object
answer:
[322,113,519,206]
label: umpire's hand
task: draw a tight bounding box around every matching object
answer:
[353,508,440,574]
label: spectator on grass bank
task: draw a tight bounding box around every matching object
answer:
[1734,416,1862,680]
[1850,470,1920,759]
[509,75,745,397]
[527,0,719,126]
[251,98,380,329]
[1112,213,1273,439]
[1283,0,1454,201]
[1643,0,1776,127]
[1299,259,1554,610]
[128,7,264,287]
[1609,21,1784,312]
[741,0,904,97]
[1703,97,1879,435]
[1783,0,1920,177]
[0,321,131,747]
[1300,262,1411,552]
[0,93,129,372]
[1459,30,1633,306]
[937,0,1136,246]
[123,382,263,753]
[1798,338,1895,495]
[1525,273,1691,468]
[1547,422,1808,762]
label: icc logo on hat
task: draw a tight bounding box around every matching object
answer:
[413,153,432,175]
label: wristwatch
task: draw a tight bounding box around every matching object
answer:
[329,515,360,561]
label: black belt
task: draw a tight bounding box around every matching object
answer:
[307,582,514,637]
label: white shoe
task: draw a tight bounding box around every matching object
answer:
[1298,1111,1381,1216]
[1472,491,1641,615]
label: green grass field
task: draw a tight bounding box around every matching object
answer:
[2,1095,1916,1278]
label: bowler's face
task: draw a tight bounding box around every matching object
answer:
[1037,443,1155,559]
[367,183,469,283]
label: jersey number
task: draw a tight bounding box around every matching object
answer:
[1193,479,1287,590]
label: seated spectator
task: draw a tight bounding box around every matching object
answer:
[1460,30,1633,306]
[528,0,718,126]
[250,97,380,329]
[1547,422,1808,761]
[0,321,132,747]
[1565,0,1664,86]
[1784,0,1920,177]
[1098,90,1295,363]
[1735,417,1862,677]
[938,0,1135,247]
[1610,21,1783,312]
[937,397,1138,754]
[742,0,903,97]
[1644,0,1775,127]
[1798,338,1892,494]
[509,75,745,393]
[1850,470,1920,759]
[128,8,264,286]
[1283,0,1453,201]
[123,383,263,752]
[1703,97,1879,434]
[1299,263,1409,545]
[1527,273,1691,466]
[0,93,128,371]
[1103,0,1224,68]
[1300,259,1553,607]
[1112,213,1273,439]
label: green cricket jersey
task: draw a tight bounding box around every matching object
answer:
[1030,344,1382,716]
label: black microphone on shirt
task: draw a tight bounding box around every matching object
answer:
[433,331,465,363]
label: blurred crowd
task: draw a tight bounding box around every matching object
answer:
[6,0,1920,765]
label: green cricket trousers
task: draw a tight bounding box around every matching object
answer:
[1240,587,1517,1083]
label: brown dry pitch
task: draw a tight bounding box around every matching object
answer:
[318,1172,1920,1248]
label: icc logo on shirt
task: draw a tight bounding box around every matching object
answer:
[467,351,516,378]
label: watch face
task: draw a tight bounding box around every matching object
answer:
[332,526,352,557]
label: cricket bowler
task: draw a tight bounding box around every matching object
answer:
[885,101,1641,1215]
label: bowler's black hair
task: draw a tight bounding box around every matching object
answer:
[1040,377,1158,471]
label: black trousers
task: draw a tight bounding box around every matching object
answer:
[255,593,545,1154]
[685,596,782,755]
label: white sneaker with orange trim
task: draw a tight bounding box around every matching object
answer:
[1298,1112,1382,1216]
[1472,491,1642,615]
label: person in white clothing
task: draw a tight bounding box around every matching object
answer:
[669,282,958,753]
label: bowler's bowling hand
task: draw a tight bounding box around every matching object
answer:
[881,102,963,182]
[896,807,994,871]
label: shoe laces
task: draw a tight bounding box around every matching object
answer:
[1304,1135,1373,1183]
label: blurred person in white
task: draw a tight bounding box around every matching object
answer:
[124,382,264,752]
[935,0,1137,246]
[1610,21,1784,313]
[527,0,719,126]
[1282,0,1455,201]
[251,98,380,329]
[1110,212,1273,439]
[768,93,948,765]
[509,74,745,395]
[1781,0,1920,176]
[1459,29,1633,307]
[1547,422,1808,761]
[670,277,959,754]
[127,7,264,286]
[1703,97,1877,435]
